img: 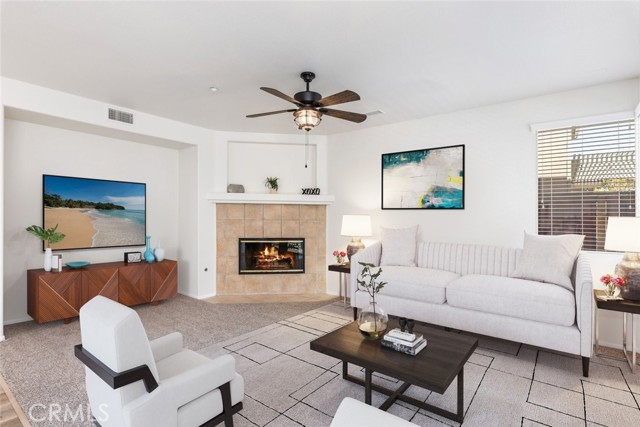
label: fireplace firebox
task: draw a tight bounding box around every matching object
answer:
[239,238,305,274]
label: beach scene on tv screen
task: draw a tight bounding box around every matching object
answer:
[43,175,146,250]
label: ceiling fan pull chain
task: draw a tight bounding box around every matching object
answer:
[305,131,309,169]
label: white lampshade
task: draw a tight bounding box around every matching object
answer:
[605,216,640,252]
[341,215,372,237]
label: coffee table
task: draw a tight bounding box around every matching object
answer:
[310,321,478,422]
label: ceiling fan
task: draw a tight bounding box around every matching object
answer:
[246,72,367,131]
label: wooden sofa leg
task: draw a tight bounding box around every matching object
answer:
[582,357,590,377]
[353,307,358,321]
[220,381,233,427]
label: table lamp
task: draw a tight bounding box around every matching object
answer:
[341,214,372,261]
[604,216,640,300]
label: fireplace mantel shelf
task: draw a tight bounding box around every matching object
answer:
[206,192,335,205]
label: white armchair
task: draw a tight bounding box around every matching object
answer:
[75,296,244,427]
[330,397,419,427]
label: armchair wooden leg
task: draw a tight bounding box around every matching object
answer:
[220,381,233,427]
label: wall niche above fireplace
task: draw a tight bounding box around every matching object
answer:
[239,238,305,274]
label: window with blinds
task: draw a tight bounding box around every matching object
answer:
[537,119,636,251]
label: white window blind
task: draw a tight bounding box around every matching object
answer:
[537,119,636,251]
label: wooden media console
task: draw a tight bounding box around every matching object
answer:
[27,259,178,324]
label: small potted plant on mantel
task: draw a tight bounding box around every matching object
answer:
[25,224,65,272]
[265,176,279,194]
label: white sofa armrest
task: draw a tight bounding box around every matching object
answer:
[574,253,593,357]
[149,332,183,362]
[350,242,382,305]
[124,354,237,426]
[330,397,418,427]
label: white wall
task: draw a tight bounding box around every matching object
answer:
[0,82,4,340]
[178,145,199,297]
[0,79,222,325]
[3,120,181,323]
[228,141,317,193]
[327,78,640,348]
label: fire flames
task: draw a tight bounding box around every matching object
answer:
[256,245,295,268]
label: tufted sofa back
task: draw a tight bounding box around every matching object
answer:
[415,242,521,277]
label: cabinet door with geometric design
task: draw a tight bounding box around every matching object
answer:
[82,267,118,305]
[118,263,150,306]
[149,260,178,303]
[29,271,82,323]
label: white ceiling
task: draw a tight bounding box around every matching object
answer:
[2,1,640,136]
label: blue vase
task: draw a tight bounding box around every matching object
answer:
[144,235,155,263]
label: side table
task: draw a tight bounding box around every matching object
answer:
[328,264,350,307]
[594,290,640,373]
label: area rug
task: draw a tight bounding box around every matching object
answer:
[0,294,338,427]
[2,296,640,426]
[202,304,640,427]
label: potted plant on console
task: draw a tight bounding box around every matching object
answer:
[25,224,65,272]
[357,262,388,340]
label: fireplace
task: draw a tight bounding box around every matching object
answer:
[239,238,305,274]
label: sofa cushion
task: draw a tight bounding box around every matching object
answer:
[446,275,576,326]
[380,225,418,267]
[512,232,584,291]
[376,266,460,304]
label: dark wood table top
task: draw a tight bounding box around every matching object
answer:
[594,290,640,315]
[310,321,478,394]
[328,263,351,273]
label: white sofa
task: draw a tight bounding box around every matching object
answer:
[350,241,593,376]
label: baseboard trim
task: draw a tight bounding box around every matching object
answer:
[178,291,217,300]
[4,316,33,326]
[197,292,217,300]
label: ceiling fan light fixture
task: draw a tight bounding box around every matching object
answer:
[294,108,322,131]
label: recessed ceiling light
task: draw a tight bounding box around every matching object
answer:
[209,86,219,92]
[366,109,384,116]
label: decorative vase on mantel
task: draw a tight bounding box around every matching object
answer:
[144,235,155,263]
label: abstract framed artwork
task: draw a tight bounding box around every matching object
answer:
[381,144,465,209]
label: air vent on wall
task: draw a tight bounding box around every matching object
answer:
[108,108,134,124]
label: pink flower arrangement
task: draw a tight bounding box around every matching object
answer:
[600,274,625,297]
[332,250,347,263]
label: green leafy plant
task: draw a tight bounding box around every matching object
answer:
[25,224,65,248]
[357,262,387,299]
[264,176,279,191]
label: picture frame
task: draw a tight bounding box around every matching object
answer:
[381,144,465,210]
[124,251,142,263]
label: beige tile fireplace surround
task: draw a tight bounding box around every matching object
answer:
[216,203,327,295]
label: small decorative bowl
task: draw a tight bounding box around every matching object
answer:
[66,261,91,269]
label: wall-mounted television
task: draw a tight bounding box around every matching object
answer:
[43,175,146,250]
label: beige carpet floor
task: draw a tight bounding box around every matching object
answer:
[0,294,337,427]
[2,296,640,426]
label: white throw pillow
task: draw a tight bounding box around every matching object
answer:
[512,232,584,291]
[380,225,418,267]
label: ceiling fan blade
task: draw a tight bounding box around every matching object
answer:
[316,90,360,107]
[246,109,297,118]
[320,108,367,123]
[260,87,302,106]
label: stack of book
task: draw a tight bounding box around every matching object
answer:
[381,328,427,356]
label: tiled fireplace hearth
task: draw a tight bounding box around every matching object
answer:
[216,204,326,295]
